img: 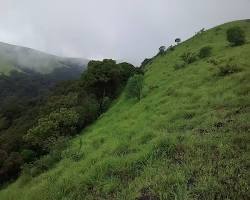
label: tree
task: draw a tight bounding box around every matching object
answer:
[119,62,137,82]
[21,149,36,162]
[81,59,120,112]
[141,58,152,68]
[227,26,246,46]
[181,52,197,64]
[24,108,79,151]
[81,59,135,113]
[126,74,144,101]
[175,38,181,44]
[76,96,99,128]
[159,46,166,55]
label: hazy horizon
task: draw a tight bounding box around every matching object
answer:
[1,0,250,66]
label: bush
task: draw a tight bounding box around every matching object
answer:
[21,149,36,163]
[24,108,79,150]
[126,74,144,101]
[23,136,69,177]
[199,46,212,58]
[174,61,186,70]
[167,45,175,51]
[141,58,152,68]
[227,27,246,46]
[207,58,219,66]
[181,52,197,64]
[0,149,7,166]
[218,63,241,76]
[158,46,166,55]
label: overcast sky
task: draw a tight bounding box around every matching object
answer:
[0,0,250,65]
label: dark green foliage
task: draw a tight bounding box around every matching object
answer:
[76,96,99,128]
[24,136,69,177]
[126,74,144,101]
[21,150,36,163]
[227,26,246,46]
[24,108,79,151]
[0,59,136,185]
[218,63,242,76]
[0,152,23,184]
[0,116,9,131]
[181,52,197,64]
[81,59,136,113]
[0,149,8,166]
[199,46,212,58]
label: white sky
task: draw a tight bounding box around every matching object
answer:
[0,0,250,65]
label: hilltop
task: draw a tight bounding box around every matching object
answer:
[0,20,249,199]
[0,42,88,75]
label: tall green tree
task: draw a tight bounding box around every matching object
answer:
[81,59,136,113]
[24,108,79,151]
[126,74,144,101]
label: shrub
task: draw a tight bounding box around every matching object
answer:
[196,28,205,35]
[181,52,197,64]
[167,45,175,51]
[175,38,181,44]
[126,74,144,101]
[199,46,212,58]
[174,61,186,70]
[21,149,36,163]
[159,46,166,55]
[141,58,152,68]
[218,63,241,76]
[227,26,246,46]
[24,136,69,177]
[208,58,219,66]
[24,108,79,150]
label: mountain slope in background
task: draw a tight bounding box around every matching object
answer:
[0,20,249,199]
[0,42,88,75]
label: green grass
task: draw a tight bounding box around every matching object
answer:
[0,20,250,199]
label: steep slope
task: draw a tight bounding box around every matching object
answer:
[0,20,249,200]
[0,42,88,75]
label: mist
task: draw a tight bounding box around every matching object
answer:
[0,0,250,65]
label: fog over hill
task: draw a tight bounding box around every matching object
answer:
[0,42,88,75]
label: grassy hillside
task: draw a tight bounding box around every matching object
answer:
[1,20,249,200]
[0,42,88,75]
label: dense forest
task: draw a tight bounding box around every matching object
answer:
[0,60,139,185]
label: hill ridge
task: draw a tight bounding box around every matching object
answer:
[0,41,88,75]
[0,19,249,200]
